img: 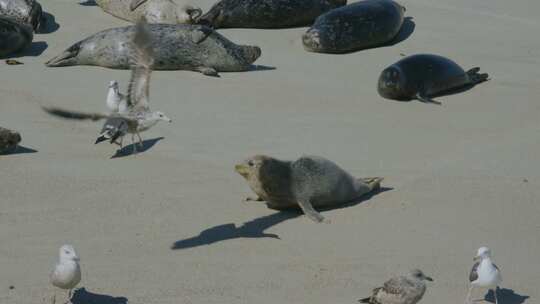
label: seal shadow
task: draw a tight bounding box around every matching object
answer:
[171,211,300,250]
[110,137,164,159]
[247,65,276,72]
[21,41,48,57]
[317,186,393,212]
[485,288,529,304]
[78,0,98,6]
[71,288,128,304]
[38,12,60,34]
[0,145,38,156]
[386,17,415,47]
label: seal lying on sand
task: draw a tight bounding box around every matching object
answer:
[378,54,489,104]
[45,24,261,76]
[235,155,383,223]
[95,0,202,24]
[0,17,33,58]
[197,0,346,29]
[303,0,405,53]
[0,0,45,32]
[0,127,22,153]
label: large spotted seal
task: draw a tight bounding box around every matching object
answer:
[197,0,346,29]
[45,24,261,76]
[235,155,383,223]
[0,17,33,58]
[378,54,489,104]
[0,127,22,153]
[94,0,202,24]
[303,0,405,53]
[0,0,45,32]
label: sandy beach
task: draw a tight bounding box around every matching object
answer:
[1,0,539,303]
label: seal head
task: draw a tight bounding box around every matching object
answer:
[377,65,410,101]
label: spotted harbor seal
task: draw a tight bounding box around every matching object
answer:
[0,0,45,32]
[378,54,489,104]
[303,0,405,53]
[235,155,383,223]
[45,24,261,76]
[0,127,22,153]
[0,17,33,58]
[197,0,346,29]
[94,0,202,24]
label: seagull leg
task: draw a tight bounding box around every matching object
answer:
[464,285,473,304]
[51,290,56,304]
[132,134,137,154]
[136,132,144,148]
[494,287,499,304]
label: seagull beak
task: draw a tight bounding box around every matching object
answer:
[235,164,250,177]
[473,255,481,262]
[425,276,433,282]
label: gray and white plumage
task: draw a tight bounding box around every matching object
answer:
[50,244,81,303]
[465,247,502,304]
[359,269,433,304]
[105,80,127,113]
[42,18,172,153]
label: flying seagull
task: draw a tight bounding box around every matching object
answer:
[359,269,433,304]
[465,247,502,304]
[42,18,172,154]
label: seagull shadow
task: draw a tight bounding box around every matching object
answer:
[0,145,38,155]
[38,12,60,34]
[78,0,97,6]
[71,288,128,304]
[111,137,164,158]
[171,186,391,250]
[485,288,529,304]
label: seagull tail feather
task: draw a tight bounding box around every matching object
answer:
[358,297,371,303]
[95,135,108,144]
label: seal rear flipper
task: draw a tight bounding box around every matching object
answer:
[196,66,219,77]
[415,93,441,105]
[196,8,223,28]
[466,67,489,85]
[359,177,384,192]
[45,41,82,67]
[297,199,327,223]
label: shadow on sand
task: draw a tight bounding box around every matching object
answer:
[0,145,37,155]
[485,288,529,304]
[78,0,97,6]
[39,12,60,34]
[111,137,164,159]
[72,288,128,304]
[171,186,392,250]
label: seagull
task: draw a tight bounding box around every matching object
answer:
[105,80,127,114]
[359,269,433,304]
[465,247,502,304]
[50,244,81,304]
[42,18,172,154]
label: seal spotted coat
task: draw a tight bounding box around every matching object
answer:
[94,0,202,24]
[0,127,22,153]
[0,0,45,32]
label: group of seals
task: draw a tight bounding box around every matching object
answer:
[94,0,202,24]
[0,0,45,32]
[0,16,33,58]
[45,23,261,76]
[235,155,383,223]
[303,0,406,53]
[0,127,21,153]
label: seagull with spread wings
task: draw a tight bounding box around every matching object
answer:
[43,18,172,154]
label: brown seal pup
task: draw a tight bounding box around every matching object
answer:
[0,127,22,153]
[235,155,383,223]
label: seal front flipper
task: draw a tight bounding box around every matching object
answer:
[130,0,148,11]
[197,7,223,28]
[196,66,219,77]
[416,92,441,105]
[297,199,328,223]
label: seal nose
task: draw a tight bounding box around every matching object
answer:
[302,30,320,51]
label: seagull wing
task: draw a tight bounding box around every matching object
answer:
[469,262,480,282]
[127,18,154,113]
[130,0,148,11]
[382,276,410,295]
[42,106,111,121]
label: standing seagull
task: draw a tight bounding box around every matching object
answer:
[465,247,502,304]
[50,244,81,304]
[359,269,433,304]
[105,80,127,113]
[42,18,172,154]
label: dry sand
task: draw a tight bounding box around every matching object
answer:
[1,0,539,303]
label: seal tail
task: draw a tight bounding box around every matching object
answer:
[467,67,489,85]
[359,177,384,192]
[45,41,82,67]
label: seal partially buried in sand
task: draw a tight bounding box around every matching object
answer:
[94,0,202,24]
[0,17,33,58]
[0,127,22,153]
[378,54,489,104]
[235,155,383,223]
[303,0,406,53]
[197,0,346,29]
[0,0,45,32]
[45,24,261,76]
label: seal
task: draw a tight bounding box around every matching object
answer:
[0,0,45,32]
[377,54,489,104]
[0,127,22,153]
[45,23,261,76]
[235,155,383,223]
[94,0,202,24]
[197,0,346,29]
[0,17,33,58]
[303,0,405,53]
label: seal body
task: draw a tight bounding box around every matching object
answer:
[94,0,202,24]
[0,127,22,153]
[0,0,44,32]
[303,0,405,53]
[0,17,33,58]
[197,0,346,29]
[45,24,261,75]
[377,54,489,104]
[235,155,383,223]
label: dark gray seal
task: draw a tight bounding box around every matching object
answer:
[303,0,405,53]
[0,127,21,153]
[45,24,261,76]
[197,0,346,29]
[378,54,489,104]
[0,0,45,32]
[0,17,33,58]
[235,155,383,223]
[94,0,202,24]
